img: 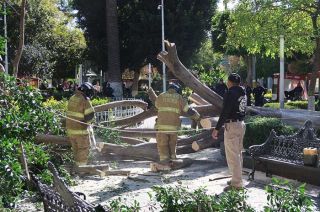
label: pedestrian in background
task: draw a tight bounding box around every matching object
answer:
[212,73,246,191]
[253,82,267,106]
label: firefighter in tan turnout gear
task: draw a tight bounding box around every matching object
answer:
[66,82,95,166]
[155,83,200,166]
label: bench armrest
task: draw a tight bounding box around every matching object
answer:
[249,130,277,157]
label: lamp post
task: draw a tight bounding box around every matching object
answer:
[279,35,285,109]
[158,0,166,92]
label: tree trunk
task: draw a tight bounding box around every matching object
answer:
[157,41,223,113]
[94,100,148,112]
[177,129,213,146]
[106,0,122,97]
[244,55,253,86]
[12,0,27,77]
[107,107,157,127]
[131,70,140,97]
[189,93,209,105]
[200,117,219,129]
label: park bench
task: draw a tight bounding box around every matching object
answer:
[31,162,106,212]
[248,120,320,185]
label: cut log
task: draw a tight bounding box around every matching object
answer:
[200,117,219,129]
[192,137,219,152]
[94,100,148,112]
[189,93,209,105]
[177,129,212,146]
[157,41,222,113]
[103,107,157,127]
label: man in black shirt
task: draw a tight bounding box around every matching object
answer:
[252,82,267,106]
[212,73,246,191]
[285,82,303,101]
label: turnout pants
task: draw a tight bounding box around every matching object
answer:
[224,121,246,188]
[156,132,178,162]
[69,135,90,166]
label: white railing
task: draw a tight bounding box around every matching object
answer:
[95,97,144,127]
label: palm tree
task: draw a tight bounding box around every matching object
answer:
[106,0,123,97]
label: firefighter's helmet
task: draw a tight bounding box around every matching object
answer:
[168,82,182,94]
[79,82,94,98]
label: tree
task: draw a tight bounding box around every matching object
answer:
[106,0,122,97]
[11,0,27,77]
[74,0,217,91]
[7,0,86,78]
[226,0,320,107]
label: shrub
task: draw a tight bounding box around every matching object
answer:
[0,73,63,206]
[43,97,67,113]
[91,97,111,107]
[264,178,313,212]
[152,185,254,212]
[264,101,309,110]
[244,116,295,148]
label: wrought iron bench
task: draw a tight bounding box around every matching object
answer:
[248,120,320,183]
[31,162,106,212]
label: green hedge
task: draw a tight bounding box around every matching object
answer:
[264,101,320,110]
[244,116,295,148]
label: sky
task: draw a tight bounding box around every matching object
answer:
[217,0,239,11]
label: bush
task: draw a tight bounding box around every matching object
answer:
[43,97,67,113]
[0,73,63,206]
[244,116,295,148]
[91,97,111,107]
[264,178,313,212]
[264,101,309,110]
[152,185,254,212]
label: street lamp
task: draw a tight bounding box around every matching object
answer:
[158,0,166,92]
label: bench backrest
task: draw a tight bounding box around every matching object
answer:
[267,120,320,163]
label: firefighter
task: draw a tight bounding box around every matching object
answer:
[66,82,95,166]
[154,83,200,165]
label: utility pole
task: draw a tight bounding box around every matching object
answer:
[158,0,166,92]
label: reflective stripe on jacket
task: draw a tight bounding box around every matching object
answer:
[66,90,95,136]
[155,89,188,131]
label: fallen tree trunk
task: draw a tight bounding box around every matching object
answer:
[118,128,157,138]
[35,134,71,146]
[157,41,222,113]
[193,105,217,117]
[177,129,212,146]
[94,100,148,113]
[189,93,209,105]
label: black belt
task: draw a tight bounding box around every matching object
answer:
[225,119,243,123]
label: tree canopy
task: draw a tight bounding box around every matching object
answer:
[74,0,218,74]
[6,0,86,78]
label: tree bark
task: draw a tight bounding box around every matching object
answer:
[157,41,223,113]
[244,55,253,86]
[118,128,157,138]
[106,107,157,127]
[177,129,212,146]
[189,93,209,105]
[12,0,27,77]
[106,0,122,97]
[94,100,148,112]
[192,137,219,152]
[131,70,140,97]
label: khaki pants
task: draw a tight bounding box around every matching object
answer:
[69,135,90,165]
[156,133,178,161]
[224,121,246,188]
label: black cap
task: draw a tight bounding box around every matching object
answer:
[228,73,241,84]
